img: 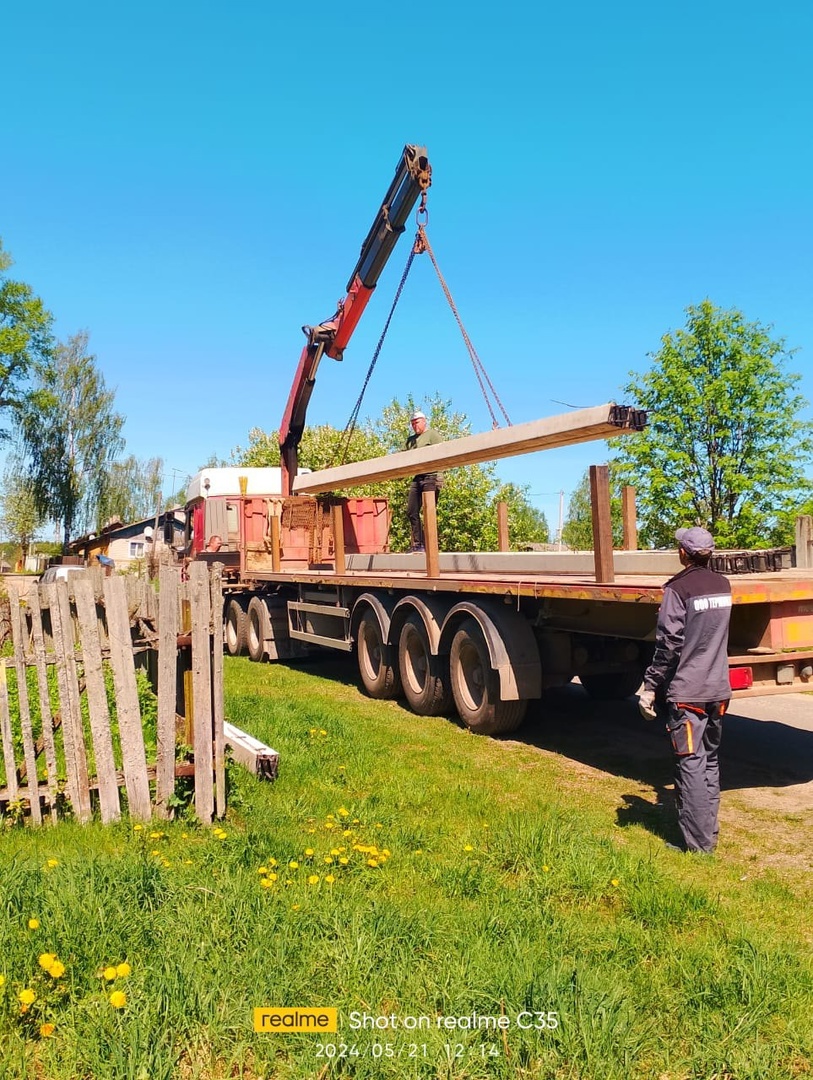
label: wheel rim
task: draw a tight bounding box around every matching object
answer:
[456,639,485,712]
[249,611,261,654]
[226,612,237,651]
[402,625,428,694]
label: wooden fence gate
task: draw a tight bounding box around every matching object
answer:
[0,561,224,825]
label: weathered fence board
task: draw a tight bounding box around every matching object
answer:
[8,589,42,824]
[50,581,92,823]
[210,563,226,819]
[155,564,179,819]
[190,561,214,823]
[104,575,152,822]
[30,589,59,821]
[73,576,121,824]
[0,662,18,802]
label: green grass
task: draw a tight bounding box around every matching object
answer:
[0,655,811,1079]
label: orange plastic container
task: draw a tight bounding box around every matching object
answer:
[342,498,390,554]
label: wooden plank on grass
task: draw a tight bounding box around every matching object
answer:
[0,660,18,802]
[49,581,92,823]
[103,575,151,822]
[73,576,121,824]
[189,561,214,823]
[8,587,42,823]
[293,404,645,494]
[210,563,226,819]
[155,565,179,819]
[30,587,59,820]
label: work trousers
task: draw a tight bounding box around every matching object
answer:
[407,476,441,550]
[666,700,727,853]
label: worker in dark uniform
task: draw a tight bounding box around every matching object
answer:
[405,409,443,553]
[638,527,732,853]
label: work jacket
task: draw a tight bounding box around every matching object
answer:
[643,563,732,703]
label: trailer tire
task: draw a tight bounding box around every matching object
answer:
[579,669,643,701]
[225,599,248,656]
[450,618,527,735]
[357,610,401,699]
[398,615,453,716]
[246,597,267,663]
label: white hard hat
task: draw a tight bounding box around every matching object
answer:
[411,410,426,421]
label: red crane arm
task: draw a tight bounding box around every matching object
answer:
[279,145,431,495]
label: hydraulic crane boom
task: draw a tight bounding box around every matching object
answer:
[279,145,432,495]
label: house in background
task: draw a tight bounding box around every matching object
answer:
[68,510,185,569]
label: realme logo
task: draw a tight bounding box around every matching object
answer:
[254,1008,338,1033]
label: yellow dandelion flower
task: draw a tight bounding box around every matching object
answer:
[338,765,346,771]
[319,729,327,736]
[343,829,352,837]
[39,1023,55,1037]
[337,807,349,817]
[116,963,131,978]
[375,823,383,829]
[307,828,316,834]
[367,858,379,868]
[414,849,423,855]
[285,879,293,886]
[46,858,59,867]
[309,728,317,735]
[267,872,278,881]
[352,818,360,824]
[482,823,490,829]
[307,874,320,885]
[258,866,268,875]
[323,856,334,864]
[291,903,300,911]
[611,879,620,888]
[268,858,278,867]
[339,857,349,865]
[28,918,40,930]
[0,975,5,987]
[330,848,341,856]
[260,878,275,889]
[109,990,127,1009]
[183,859,193,865]
[288,860,299,870]
[325,874,336,884]
[324,821,336,830]
[149,831,162,839]
[463,844,474,852]
[161,859,171,868]
[542,865,550,872]
[38,953,57,970]
[132,824,143,832]
[382,848,391,857]
[103,966,117,982]
[47,961,65,979]
[18,988,36,1006]
[304,848,315,857]
[150,849,161,856]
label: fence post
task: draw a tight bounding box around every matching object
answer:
[155,565,179,819]
[50,581,92,823]
[589,465,615,583]
[7,589,42,823]
[189,561,214,823]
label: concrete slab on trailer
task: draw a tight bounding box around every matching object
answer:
[292,403,645,494]
[344,550,684,576]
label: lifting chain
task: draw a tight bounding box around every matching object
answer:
[332,192,510,467]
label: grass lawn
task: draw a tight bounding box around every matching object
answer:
[0,655,811,1079]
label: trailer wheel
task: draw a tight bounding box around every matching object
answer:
[450,619,527,735]
[225,598,248,656]
[579,669,643,701]
[246,597,267,663]
[398,615,453,716]
[357,610,401,699]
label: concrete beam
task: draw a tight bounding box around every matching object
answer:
[292,404,645,494]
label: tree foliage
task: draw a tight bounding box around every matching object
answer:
[231,394,548,552]
[0,240,54,439]
[613,301,813,548]
[20,331,125,549]
[0,460,44,561]
[97,455,164,527]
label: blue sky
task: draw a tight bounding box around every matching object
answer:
[3,0,811,531]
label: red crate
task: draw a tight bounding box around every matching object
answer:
[342,498,390,554]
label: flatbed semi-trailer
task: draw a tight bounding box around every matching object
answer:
[219,535,813,736]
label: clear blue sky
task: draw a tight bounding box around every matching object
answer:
[3,0,811,531]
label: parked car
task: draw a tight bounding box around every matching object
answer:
[40,565,87,584]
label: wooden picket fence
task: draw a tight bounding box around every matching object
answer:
[0,561,224,825]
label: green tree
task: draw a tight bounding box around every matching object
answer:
[231,395,548,552]
[613,301,813,548]
[97,455,164,526]
[20,331,125,550]
[562,467,624,550]
[0,240,54,438]
[0,462,44,562]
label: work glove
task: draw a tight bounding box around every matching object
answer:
[638,688,657,721]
